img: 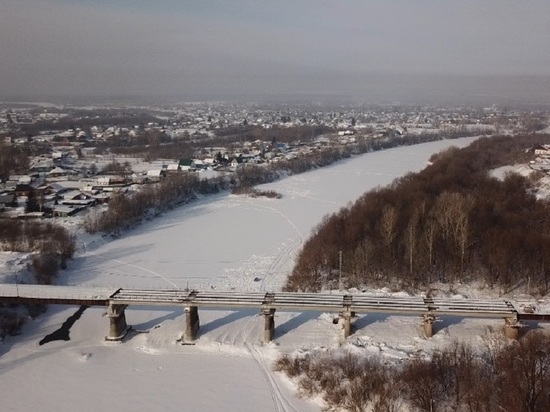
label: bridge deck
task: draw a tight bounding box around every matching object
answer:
[0,284,117,306]
[426,298,515,318]
[1,284,548,321]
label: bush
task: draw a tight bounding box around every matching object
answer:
[32,253,59,285]
[0,309,24,340]
[276,333,550,412]
[275,348,400,412]
[231,186,282,199]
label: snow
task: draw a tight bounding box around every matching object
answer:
[491,164,550,199]
[490,164,533,180]
[5,136,545,412]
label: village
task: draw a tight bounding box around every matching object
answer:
[1,102,549,220]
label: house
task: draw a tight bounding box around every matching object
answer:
[17,175,32,185]
[14,184,36,197]
[131,173,146,184]
[35,183,66,207]
[203,158,215,167]
[52,151,68,160]
[179,158,193,171]
[4,180,17,191]
[38,182,67,196]
[533,144,550,156]
[47,167,68,180]
[146,169,164,181]
[92,192,111,204]
[52,204,82,218]
[97,177,111,186]
[9,174,28,183]
[192,159,205,170]
[178,158,205,171]
[59,190,96,207]
[13,137,29,145]
[31,159,55,173]
[275,142,289,152]
[81,185,98,194]
[17,211,46,219]
[48,167,67,177]
[0,194,16,208]
[166,163,181,173]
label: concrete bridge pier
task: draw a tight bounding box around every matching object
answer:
[504,316,519,340]
[106,304,128,341]
[423,314,436,338]
[184,306,200,343]
[342,311,353,338]
[262,308,276,343]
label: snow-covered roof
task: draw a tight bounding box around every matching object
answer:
[47,167,66,175]
[39,182,66,193]
[62,189,84,199]
[53,205,76,214]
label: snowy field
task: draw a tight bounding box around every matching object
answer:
[4,136,545,412]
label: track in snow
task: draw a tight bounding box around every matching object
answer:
[246,343,300,412]
[75,234,178,288]
[240,200,304,291]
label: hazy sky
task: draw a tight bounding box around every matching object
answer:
[1,0,550,103]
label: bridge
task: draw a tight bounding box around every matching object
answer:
[0,284,544,343]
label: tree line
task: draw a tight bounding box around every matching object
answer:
[0,199,77,338]
[275,330,550,412]
[83,173,229,234]
[285,134,550,295]
[0,140,30,181]
[0,219,76,284]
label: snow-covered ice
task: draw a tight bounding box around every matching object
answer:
[4,136,540,412]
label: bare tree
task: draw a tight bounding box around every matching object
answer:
[423,212,438,282]
[455,199,473,273]
[404,207,421,281]
[497,331,550,412]
[379,204,398,263]
[434,192,474,279]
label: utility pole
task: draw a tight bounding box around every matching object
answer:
[338,250,343,291]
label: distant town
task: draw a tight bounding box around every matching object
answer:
[1,102,549,219]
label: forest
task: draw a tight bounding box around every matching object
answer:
[285,134,550,295]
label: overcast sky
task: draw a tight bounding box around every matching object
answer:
[1,0,550,104]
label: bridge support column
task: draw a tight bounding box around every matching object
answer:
[184,306,200,343]
[342,311,353,339]
[504,316,519,340]
[262,308,276,343]
[423,314,436,338]
[106,304,128,341]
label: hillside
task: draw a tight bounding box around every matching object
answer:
[286,134,550,295]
